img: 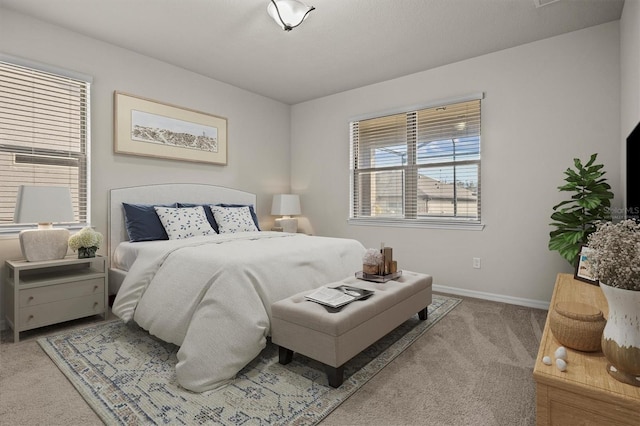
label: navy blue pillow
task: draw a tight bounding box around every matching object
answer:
[217,204,261,231]
[122,202,177,242]
[177,202,219,233]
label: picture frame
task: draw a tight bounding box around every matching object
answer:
[114,91,227,165]
[574,245,598,285]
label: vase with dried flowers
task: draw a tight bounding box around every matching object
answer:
[587,219,640,386]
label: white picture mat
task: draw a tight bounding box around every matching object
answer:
[114,92,227,165]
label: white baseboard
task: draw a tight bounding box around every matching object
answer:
[433,284,550,311]
[0,288,547,332]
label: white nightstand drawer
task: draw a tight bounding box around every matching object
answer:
[19,294,105,330]
[19,278,104,308]
[5,255,108,342]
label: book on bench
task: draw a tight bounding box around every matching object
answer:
[305,285,374,309]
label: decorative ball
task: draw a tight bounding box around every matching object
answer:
[554,346,568,361]
[556,358,567,372]
[542,356,552,366]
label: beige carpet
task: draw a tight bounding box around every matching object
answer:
[0,294,547,425]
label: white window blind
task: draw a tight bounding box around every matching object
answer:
[0,58,91,231]
[350,97,481,227]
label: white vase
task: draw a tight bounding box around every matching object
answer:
[599,282,640,387]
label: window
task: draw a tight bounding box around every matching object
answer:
[349,95,482,228]
[0,56,91,232]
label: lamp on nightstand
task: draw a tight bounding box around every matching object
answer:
[14,185,74,262]
[271,194,301,233]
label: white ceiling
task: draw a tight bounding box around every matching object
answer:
[0,0,625,104]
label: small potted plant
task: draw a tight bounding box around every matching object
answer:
[587,219,640,386]
[68,227,103,258]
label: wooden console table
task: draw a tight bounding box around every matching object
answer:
[533,273,640,425]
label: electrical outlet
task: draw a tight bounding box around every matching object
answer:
[473,257,481,269]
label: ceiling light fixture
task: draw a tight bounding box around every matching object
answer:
[267,0,315,31]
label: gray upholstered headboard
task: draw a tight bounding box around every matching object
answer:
[108,183,257,264]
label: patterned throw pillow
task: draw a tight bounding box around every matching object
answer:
[216,204,261,231]
[153,206,216,239]
[210,206,259,233]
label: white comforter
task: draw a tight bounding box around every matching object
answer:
[112,231,365,392]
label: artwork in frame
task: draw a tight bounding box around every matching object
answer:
[574,245,598,285]
[114,91,227,165]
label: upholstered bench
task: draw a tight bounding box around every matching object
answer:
[271,270,433,387]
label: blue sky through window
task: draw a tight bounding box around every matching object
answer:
[373,136,480,185]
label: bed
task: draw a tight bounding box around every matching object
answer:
[108,184,366,392]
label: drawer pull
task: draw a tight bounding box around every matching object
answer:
[94,302,99,308]
[27,315,34,321]
[28,296,34,302]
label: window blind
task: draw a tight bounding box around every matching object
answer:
[350,97,481,225]
[0,58,91,229]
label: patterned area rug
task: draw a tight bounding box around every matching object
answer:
[38,295,460,425]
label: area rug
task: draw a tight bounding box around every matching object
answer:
[38,295,460,426]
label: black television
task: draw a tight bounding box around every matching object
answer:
[627,121,640,221]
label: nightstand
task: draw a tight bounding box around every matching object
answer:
[4,255,108,342]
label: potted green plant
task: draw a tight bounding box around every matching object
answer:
[548,153,614,266]
[587,219,640,386]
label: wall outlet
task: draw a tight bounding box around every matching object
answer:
[473,257,481,269]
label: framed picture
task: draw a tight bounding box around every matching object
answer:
[574,246,598,285]
[114,92,227,165]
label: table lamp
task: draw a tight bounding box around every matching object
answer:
[271,194,301,233]
[14,185,74,262]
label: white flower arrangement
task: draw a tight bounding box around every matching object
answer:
[587,219,640,291]
[68,227,103,251]
[362,248,383,275]
[363,248,383,265]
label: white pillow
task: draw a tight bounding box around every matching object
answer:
[210,205,258,233]
[153,206,216,239]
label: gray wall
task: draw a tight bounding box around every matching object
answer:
[290,22,623,307]
[0,9,292,325]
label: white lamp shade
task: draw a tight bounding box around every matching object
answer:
[267,0,314,30]
[271,194,301,216]
[14,185,74,224]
